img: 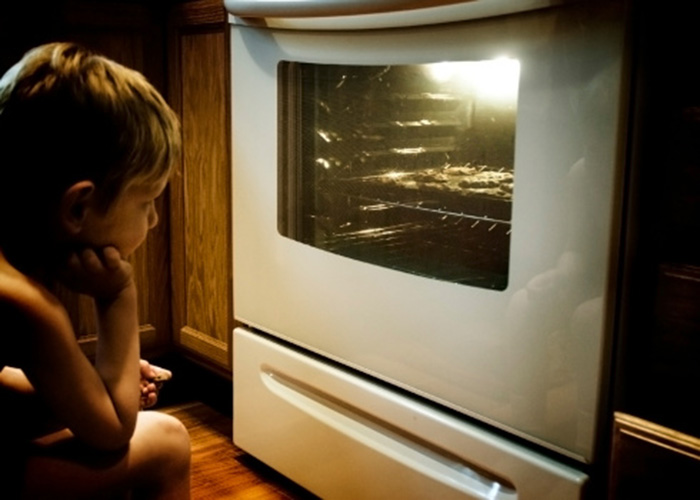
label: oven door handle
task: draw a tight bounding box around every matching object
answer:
[224,0,472,19]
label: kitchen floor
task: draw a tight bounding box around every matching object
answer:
[154,356,317,499]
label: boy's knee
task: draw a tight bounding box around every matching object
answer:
[137,412,191,471]
[128,412,190,495]
[156,413,191,460]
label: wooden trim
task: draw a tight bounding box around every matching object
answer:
[609,412,700,498]
[614,412,700,460]
[178,326,230,368]
[170,0,228,26]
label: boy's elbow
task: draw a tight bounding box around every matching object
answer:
[79,417,137,451]
[83,431,131,451]
[94,430,133,451]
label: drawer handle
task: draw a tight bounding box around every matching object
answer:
[261,367,517,499]
[224,0,470,19]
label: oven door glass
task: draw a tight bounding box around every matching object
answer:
[279,59,519,290]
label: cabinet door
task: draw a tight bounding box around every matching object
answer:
[168,0,235,376]
[609,413,700,499]
[0,1,171,358]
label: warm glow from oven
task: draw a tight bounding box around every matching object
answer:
[427,61,457,83]
[425,58,520,104]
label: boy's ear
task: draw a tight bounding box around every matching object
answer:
[60,180,96,235]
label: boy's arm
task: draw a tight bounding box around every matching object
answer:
[93,280,142,439]
[20,247,141,450]
[1,362,170,423]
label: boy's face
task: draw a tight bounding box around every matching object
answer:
[78,175,168,258]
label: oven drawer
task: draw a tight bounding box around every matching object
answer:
[233,327,587,499]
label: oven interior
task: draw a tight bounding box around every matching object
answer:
[279,61,519,290]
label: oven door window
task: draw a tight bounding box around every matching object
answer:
[279,60,519,290]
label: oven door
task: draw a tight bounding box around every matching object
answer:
[229,0,629,462]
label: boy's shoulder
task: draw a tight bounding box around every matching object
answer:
[0,257,62,326]
[1,257,36,303]
[1,257,71,367]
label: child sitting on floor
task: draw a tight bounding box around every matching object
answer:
[0,42,191,499]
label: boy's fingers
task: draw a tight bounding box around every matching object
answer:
[140,361,157,380]
[101,246,123,270]
[80,247,104,273]
[66,252,82,272]
[142,392,157,408]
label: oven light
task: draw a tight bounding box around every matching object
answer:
[474,57,520,104]
[424,58,520,104]
[426,61,455,83]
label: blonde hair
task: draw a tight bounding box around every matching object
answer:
[0,42,181,212]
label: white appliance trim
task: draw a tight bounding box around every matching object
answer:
[225,0,563,30]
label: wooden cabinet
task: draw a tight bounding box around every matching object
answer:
[609,413,700,499]
[610,4,700,497]
[0,1,172,358]
[167,0,235,376]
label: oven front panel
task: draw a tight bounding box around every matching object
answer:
[231,1,628,462]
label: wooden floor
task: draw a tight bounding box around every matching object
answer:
[162,401,317,500]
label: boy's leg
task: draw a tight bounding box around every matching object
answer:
[21,411,191,499]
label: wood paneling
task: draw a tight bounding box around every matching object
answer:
[181,29,231,358]
[168,1,234,374]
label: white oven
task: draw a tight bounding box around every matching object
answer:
[226,1,632,498]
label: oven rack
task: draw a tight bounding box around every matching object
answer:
[355,197,512,228]
[317,213,509,288]
[318,180,513,222]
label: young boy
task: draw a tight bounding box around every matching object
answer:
[0,42,191,498]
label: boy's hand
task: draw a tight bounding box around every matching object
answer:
[59,246,134,300]
[139,360,172,409]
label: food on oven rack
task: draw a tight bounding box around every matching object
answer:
[321,163,514,220]
[369,165,514,200]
